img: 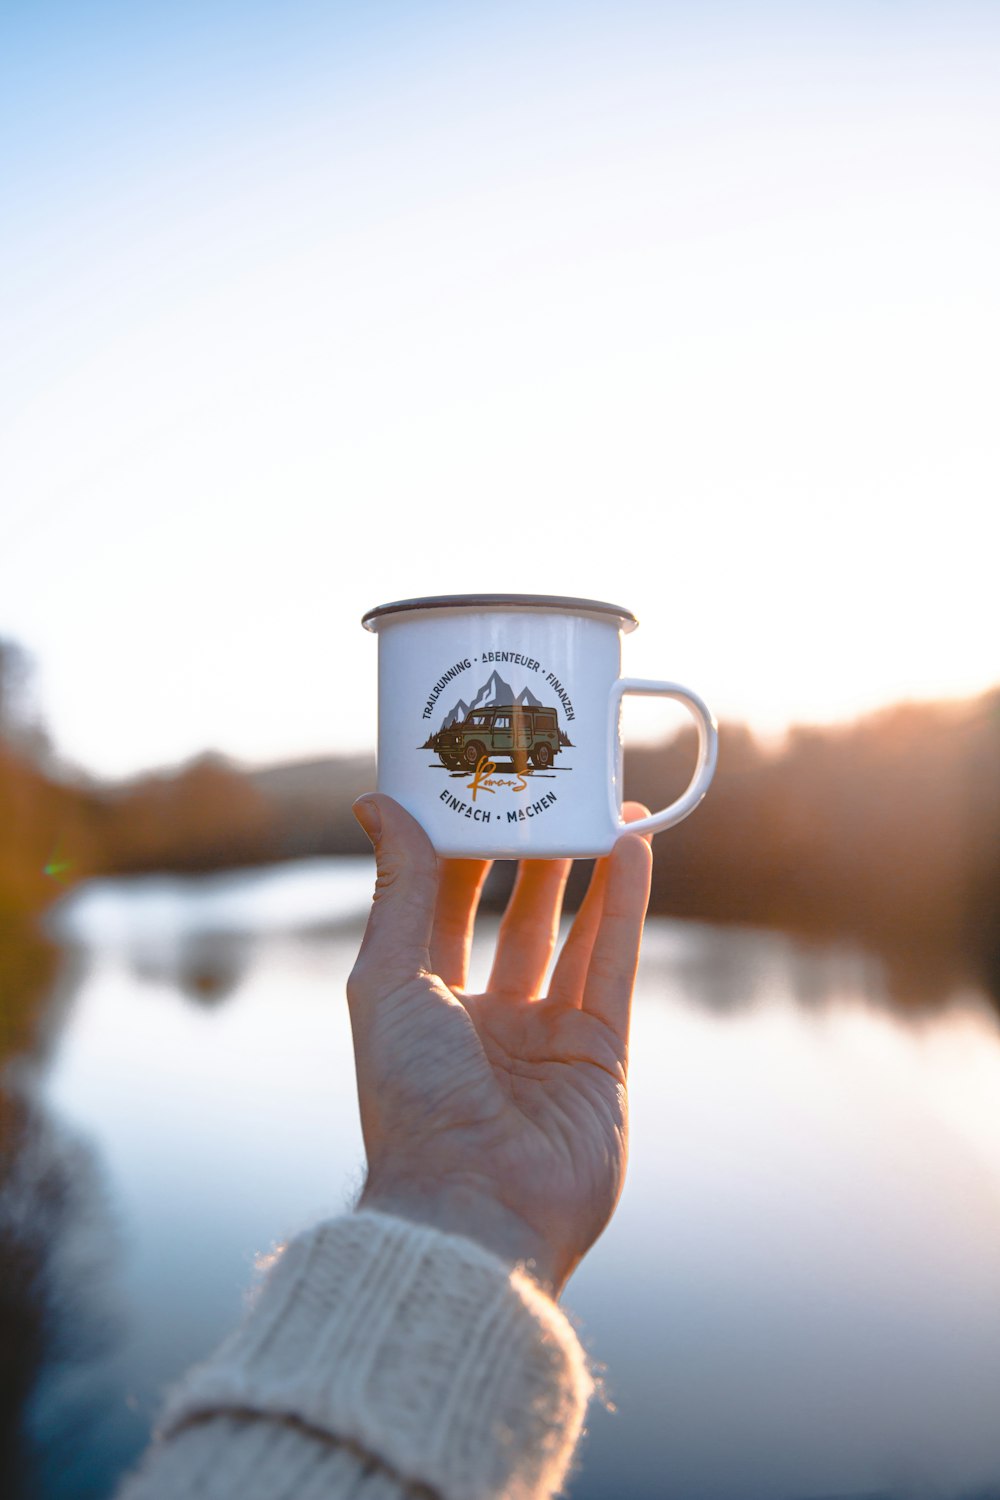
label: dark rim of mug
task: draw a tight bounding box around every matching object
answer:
[362,594,638,631]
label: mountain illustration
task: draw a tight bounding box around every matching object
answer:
[441,698,470,730]
[434,673,545,734]
[468,670,515,712]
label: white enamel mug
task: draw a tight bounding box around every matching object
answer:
[362,594,718,859]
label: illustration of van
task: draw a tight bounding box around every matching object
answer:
[427,704,565,773]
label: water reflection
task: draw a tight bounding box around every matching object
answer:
[0,923,71,1066]
[635,917,995,1023]
[130,930,253,1007]
[0,922,125,1498]
[574,943,1000,1500]
[46,860,373,1014]
[0,1082,122,1499]
[3,862,1000,1500]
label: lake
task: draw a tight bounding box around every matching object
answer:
[3,858,1000,1500]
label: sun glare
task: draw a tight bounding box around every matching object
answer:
[2,4,998,774]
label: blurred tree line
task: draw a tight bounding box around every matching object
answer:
[624,692,1000,997]
[1,637,997,998]
[1,641,102,1060]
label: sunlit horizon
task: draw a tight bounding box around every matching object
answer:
[3,2,998,779]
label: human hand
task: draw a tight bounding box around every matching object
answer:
[347,795,653,1299]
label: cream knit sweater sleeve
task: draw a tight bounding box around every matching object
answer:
[117,1208,595,1500]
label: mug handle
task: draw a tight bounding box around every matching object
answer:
[608,678,718,839]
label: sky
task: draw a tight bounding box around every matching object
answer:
[2,1,998,780]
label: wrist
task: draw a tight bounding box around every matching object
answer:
[358,1174,566,1298]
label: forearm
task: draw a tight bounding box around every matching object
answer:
[117,1210,593,1500]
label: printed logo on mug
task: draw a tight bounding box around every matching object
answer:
[362,594,718,858]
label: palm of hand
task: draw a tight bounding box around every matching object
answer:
[349,799,652,1296]
[358,973,629,1288]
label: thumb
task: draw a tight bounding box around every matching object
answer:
[347,794,439,1007]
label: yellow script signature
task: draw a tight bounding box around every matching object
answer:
[467,755,528,803]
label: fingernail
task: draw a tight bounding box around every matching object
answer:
[352,797,382,844]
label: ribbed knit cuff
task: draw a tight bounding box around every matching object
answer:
[119,1413,408,1500]
[159,1210,594,1500]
